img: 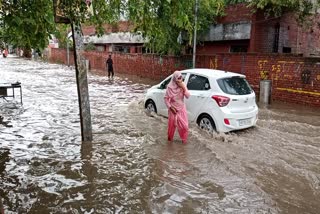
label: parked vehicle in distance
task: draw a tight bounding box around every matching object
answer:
[144,68,258,133]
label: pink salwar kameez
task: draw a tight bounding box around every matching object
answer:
[164,71,190,143]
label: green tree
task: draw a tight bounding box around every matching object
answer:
[0,0,227,56]
[56,0,227,55]
[0,0,123,55]
[0,0,55,56]
[225,0,247,5]
[53,24,70,49]
[1,0,318,56]
[126,0,225,55]
[249,0,320,21]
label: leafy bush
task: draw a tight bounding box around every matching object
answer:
[84,42,96,51]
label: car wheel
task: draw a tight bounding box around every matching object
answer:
[197,114,216,132]
[145,100,157,113]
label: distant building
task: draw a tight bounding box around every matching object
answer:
[48,35,59,49]
[82,21,147,53]
[81,4,320,57]
[197,3,320,57]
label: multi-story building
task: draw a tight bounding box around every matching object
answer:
[197,3,320,57]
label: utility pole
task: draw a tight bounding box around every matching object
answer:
[71,23,93,142]
[66,29,70,67]
[193,0,198,68]
[53,0,92,142]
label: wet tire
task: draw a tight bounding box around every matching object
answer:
[197,114,216,132]
[145,100,157,113]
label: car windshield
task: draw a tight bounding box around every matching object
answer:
[217,76,252,95]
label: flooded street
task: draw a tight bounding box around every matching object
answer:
[1,57,319,214]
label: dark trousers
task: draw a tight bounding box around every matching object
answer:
[108,69,114,77]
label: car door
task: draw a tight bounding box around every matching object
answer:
[185,74,211,121]
[156,73,187,117]
[155,76,172,117]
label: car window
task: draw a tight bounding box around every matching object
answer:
[217,77,252,95]
[161,77,171,89]
[161,73,187,89]
[186,74,210,91]
[181,73,186,81]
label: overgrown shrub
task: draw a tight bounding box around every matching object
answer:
[84,42,96,51]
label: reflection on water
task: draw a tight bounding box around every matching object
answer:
[0,58,319,213]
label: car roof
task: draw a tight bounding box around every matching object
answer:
[181,68,246,79]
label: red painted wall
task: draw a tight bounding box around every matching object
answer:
[198,53,320,106]
[50,48,320,107]
[197,40,250,55]
[49,48,74,65]
[82,51,193,80]
[218,3,253,24]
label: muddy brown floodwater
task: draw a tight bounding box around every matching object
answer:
[0,57,319,214]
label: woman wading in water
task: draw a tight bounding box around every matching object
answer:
[164,70,190,144]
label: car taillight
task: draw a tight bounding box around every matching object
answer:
[212,95,230,107]
[224,119,230,125]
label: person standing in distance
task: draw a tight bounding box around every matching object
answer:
[106,54,114,78]
[3,49,8,58]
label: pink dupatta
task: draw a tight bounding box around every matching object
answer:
[164,71,190,111]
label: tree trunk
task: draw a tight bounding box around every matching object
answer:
[23,48,32,58]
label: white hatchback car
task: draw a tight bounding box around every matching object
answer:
[144,68,258,133]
